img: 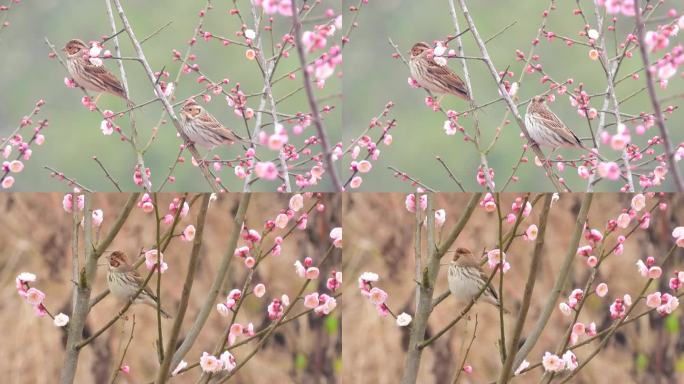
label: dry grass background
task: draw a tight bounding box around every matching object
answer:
[0,193,341,384]
[343,193,684,384]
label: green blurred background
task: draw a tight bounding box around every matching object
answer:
[0,0,341,191]
[343,0,684,192]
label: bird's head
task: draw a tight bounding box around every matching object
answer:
[410,42,431,58]
[180,99,203,121]
[452,247,474,265]
[531,95,547,105]
[63,39,88,56]
[107,251,128,270]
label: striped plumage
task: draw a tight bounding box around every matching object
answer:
[63,39,127,99]
[447,247,508,313]
[106,251,171,319]
[179,99,244,150]
[408,42,470,101]
[525,95,584,148]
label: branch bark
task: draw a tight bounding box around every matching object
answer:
[112,0,219,193]
[401,193,480,384]
[497,193,552,383]
[169,193,251,369]
[634,1,684,192]
[60,194,93,384]
[512,193,593,369]
[290,0,343,191]
[156,193,211,383]
[455,0,564,192]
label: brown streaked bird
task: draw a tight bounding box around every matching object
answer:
[179,99,248,150]
[447,247,509,313]
[408,42,470,102]
[106,251,171,319]
[524,95,585,149]
[63,39,128,102]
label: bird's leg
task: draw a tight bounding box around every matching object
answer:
[93,93,102,105]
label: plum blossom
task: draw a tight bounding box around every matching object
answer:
[330,227,342,248]
[181,225,196,242]
[542,352,565,372]
[595,283,608,297]
[435,209,446,227]
[486,249,510,273]
[92,209,104,227]
[289,194,304,211]
[396,312,412,327]
[672,226,684,247]
[172,360,188,376]
[144,249,168,273]
[631,194,646,211]
[199,352,223,373]
[514,360,530,376]
[562,351,578,371]
[405,192,427,213]
[368,287,388,306]
[253,283,266,298]
[54,313,69,327]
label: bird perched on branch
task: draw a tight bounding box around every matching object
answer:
[179,99,250,150]
[63,39,129,104]
[447,247,508,313]
[524,95,588,150]
[106,251,171,319]
[409,42,471,103]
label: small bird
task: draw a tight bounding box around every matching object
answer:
[408,42,470,102]
[63,39,128,103]
[106,251,171,319]
[447,247,508,313]
[179,99,248,150]
[524,95,585,149]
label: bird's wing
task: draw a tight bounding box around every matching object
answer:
[198,112,240,143]
[424,58,470,99]
[535,107,582,146]
[130,268,159,300]
[83,61,126,97]
[479,269,500,300]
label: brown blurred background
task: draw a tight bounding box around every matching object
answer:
[0,193,341,384]
[343,193,684,383]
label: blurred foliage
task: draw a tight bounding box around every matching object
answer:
[0,0,341,191]
[343,0,684,192]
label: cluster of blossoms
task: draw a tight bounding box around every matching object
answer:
[15,273,69,327]
[224,193,337,342]
[645,291,680,315]
[1,100,47,189]
[253,0,292,16]
[234,194,313,267]
[404,191,447,227]
[485,249,510,273]
[576,193,652,267]
[227,322,255,346]
[198,351,236,374]
[358,272,412,327]
[595,0,636,17]
[541,350,578,373]
[345,102,396,189]
[62,192,104,227]
[267,295,290,320]
[559,288,586,316]
[303,291,338,316]
[144,249,167,273]
[217,289,247,316]
[569,321,598,345]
